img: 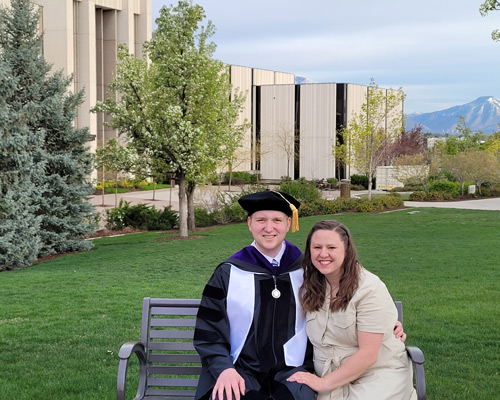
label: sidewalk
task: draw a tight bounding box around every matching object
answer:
[404,197,500,211]
[90,185,246,229]
[90,187,500,229]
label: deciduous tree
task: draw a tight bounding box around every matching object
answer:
[336,79,405,199]
[387,125,427,162]
[440,152,472,195]
[95,138,134,207]
[94,1,246,237]
[463,150,500,194]
[393,153,438,193]
[436,116,486,155]
[480,0,500,41]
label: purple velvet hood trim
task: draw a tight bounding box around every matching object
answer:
[229,240,303,275]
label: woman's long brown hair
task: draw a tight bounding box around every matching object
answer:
[300,220,360,313]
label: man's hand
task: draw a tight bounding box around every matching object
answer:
[393,320,406,343]
[212,368,245,400]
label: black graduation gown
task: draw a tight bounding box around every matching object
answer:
[193,241,315,400]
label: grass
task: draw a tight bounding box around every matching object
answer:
[1,208,499,399]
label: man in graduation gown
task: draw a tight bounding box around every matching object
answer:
[194,190,315,400]
[194,190,406,400]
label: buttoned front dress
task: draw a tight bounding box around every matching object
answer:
[306,268,417,400]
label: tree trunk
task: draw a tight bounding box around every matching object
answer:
[187,181,196,230]
[367,175,373,200]
[177,172,188,237]
[101,181,105,207]
[114,171,119,208]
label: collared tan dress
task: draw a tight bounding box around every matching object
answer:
[306,268,417,400]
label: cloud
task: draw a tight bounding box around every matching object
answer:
[151,0,500,113]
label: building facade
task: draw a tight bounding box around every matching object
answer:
[1,0,152,156]
[230,65,404,181]
[2,0,404,183]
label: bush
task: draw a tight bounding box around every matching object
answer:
[231,202,248,222]
[481,185,500,197]
[225,171,260,185]
[409,191,454,201]
[350,174,368,189]
[194,207,214,228]
[279,178,321,204]
[327,177,338,187]
[106,200,178,230]
[211,208,233,225]
[298,201,322,217]
[428,179,460,196]
[409,191,427,201]
[350,184,366,191]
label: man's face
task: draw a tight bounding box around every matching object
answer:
[248,210,291,258]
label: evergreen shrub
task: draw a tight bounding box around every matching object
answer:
[297,201,320,217]
[279,178,321,204]
[231,202,247,222]
[194,207,214,227]
[106,200,178,230]
[481,185,500,197]
[350,174,368,189]
[225,171,260,184]
[428,180,461,196]
[327,178,338,187]
[409,191,427,201]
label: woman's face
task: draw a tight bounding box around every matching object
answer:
[309,229,345,281]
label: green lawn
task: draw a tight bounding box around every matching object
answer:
[1,208,499,399]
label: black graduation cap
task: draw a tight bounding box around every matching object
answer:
[238,190,300,233]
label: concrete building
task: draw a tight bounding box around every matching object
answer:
[1,0,152,155]
[230,65,404,181]
[2,0,404,183]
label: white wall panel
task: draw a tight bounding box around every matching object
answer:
[259,85,295,180]
[299,84,336,180]
[230,65,253,171]
[253,68,275,86]
[274,71,295,84]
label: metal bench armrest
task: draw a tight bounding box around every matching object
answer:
[116,341,147,400]
[406,345,426,400]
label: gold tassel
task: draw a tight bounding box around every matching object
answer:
[290,203,299,233]
[273,191,299,233]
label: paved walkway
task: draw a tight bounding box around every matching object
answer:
[90,185,246,215]
[90,186,500,213]
[90,186,500,228]
[404,197,500,211]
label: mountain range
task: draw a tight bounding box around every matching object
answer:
[406,96,500,134]
[295,75,500,135]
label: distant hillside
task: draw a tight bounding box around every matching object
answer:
[295,76,317,84]
[406,96,500,134]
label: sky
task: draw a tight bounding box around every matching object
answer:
[151,0,500,114]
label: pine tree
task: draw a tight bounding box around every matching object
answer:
[35,71,97,257]
[0,0,96,268]
[0,0,45,269]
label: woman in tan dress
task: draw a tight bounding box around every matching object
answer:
[288,220,416,400]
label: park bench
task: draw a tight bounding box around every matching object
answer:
[117,297,426,400]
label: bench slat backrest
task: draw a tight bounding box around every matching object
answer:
[138,298,409,400]
[141,298,202,399]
